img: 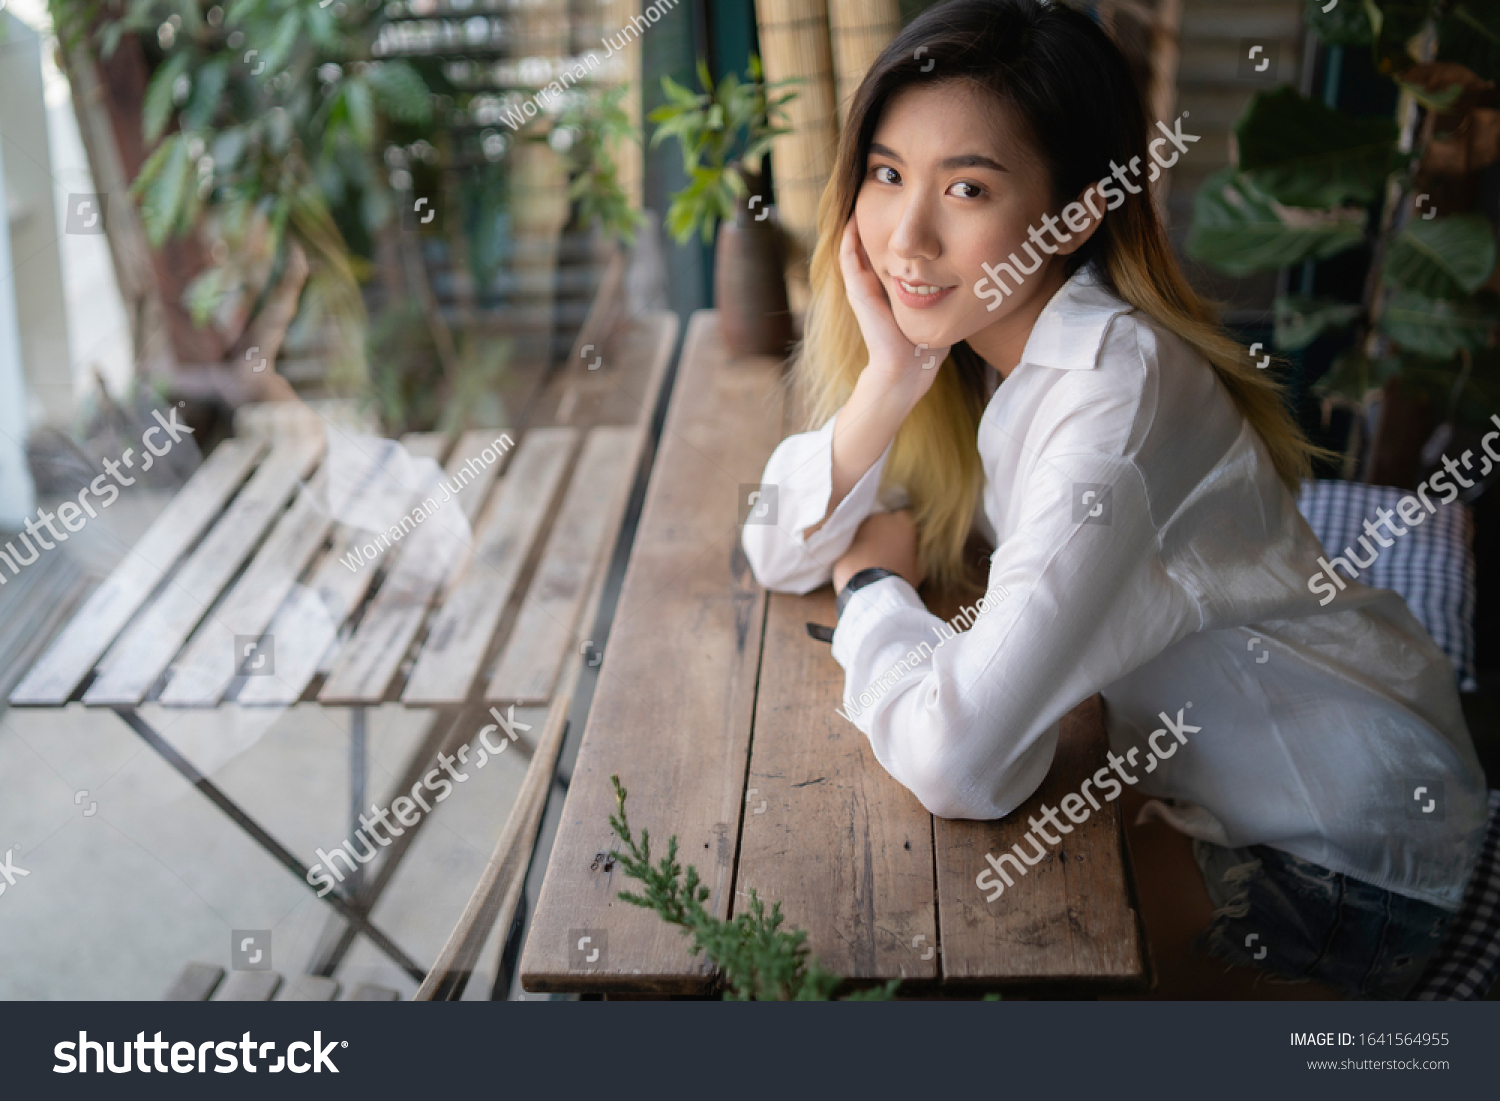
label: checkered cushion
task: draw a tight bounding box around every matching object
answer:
[1297,480,1478,692]
[1408,790,1500,1000]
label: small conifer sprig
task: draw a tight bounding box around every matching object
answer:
[607,774,900,1001]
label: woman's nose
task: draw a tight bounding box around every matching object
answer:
[889,197,940,262]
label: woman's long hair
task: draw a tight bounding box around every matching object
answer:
[797,0,1324,592]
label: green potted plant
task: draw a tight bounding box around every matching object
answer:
[649,55,799,357]
[1186,0,1500,485]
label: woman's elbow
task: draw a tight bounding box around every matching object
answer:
[740,523,829,595]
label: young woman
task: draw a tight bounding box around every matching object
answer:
[741,0,1486,999]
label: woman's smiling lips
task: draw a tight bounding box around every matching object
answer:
[889,274,958,309]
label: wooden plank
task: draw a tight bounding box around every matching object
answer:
[163,962,224,1001]
[157,468,333,706]
[481,427,633,704]
[520,310,780,994]
[934,693,1149,989]
[276,975,340,1001]
[236,433,449,707]
[214,971,283,1001]
[401,427,577,705]
[8,438,264,706]
[81,439,323,705]
[318,430,510,705]
[418,549,612,999]
[735,587,939,984]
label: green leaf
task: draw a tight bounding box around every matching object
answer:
[1234,87,1400,208]
[342,78,376,148]
[1384,213,1497,298]
[1380,288,1499,356]
[181,58,229,133]
[368,61,433,127]
[1313,348,1402,401]
[1439,2,1500,82]
[1305,0,1374,44]
[135,133,193,247]
[1186,167,1367,276]
[143,52,192,144]
[1273,295,1363,350]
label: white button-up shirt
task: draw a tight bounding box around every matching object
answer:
[742,265,1486,910]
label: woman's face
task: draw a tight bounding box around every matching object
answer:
[853,81,1090,367]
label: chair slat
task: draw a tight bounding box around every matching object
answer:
[81,439,323,705]
[482,427,637,706]
[318,430,508,705]
[402,427,577,705]
[236,432,450,707]
[157,467,333,706]
[8,439,264,706]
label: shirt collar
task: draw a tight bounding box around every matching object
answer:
[1017,261,1132,371]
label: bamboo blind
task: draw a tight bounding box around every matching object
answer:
[828,0,900,128]
[754,0,840,253]
[602,0,644,210]
[1095,0,1182,207]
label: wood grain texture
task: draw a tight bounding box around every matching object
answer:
[934,693,1149,990]
[236,433,449,707]
[737,586,939,984]
[519,311,785,994]
[158,467,333,706]
[483,426,635,705]
[318,430,508,704]
[82,438,322,705]
[8,438,264,706]
[401,427,577,705]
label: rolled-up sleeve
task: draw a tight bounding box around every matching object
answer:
[830,445,1198,820]
[741,408,896,594]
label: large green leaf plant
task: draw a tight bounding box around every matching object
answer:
[1187,0,1500,443]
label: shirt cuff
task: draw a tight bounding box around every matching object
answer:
[830,571,927,670]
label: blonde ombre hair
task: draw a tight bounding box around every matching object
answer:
[794,0,1327,593]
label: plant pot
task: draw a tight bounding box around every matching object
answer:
[714,195,794,359]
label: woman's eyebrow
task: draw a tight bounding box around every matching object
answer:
[938,153,1008,172]
[867,144,1007,173]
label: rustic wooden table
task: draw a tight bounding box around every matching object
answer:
[520,310,1150,996]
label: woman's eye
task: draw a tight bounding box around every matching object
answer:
[950,181,984,199]
[870,165,900,185]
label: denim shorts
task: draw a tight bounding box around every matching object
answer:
[1190,840,1454,1000]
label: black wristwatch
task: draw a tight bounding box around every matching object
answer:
[835,567,899,618]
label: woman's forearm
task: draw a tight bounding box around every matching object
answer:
[820,364,924,527]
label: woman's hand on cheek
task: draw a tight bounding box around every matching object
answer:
[839,219,948,402]
[833,509,925,594]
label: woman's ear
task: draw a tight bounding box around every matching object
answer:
[1054,182,1107,256]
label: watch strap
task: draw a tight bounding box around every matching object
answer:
[836,567,899,618]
